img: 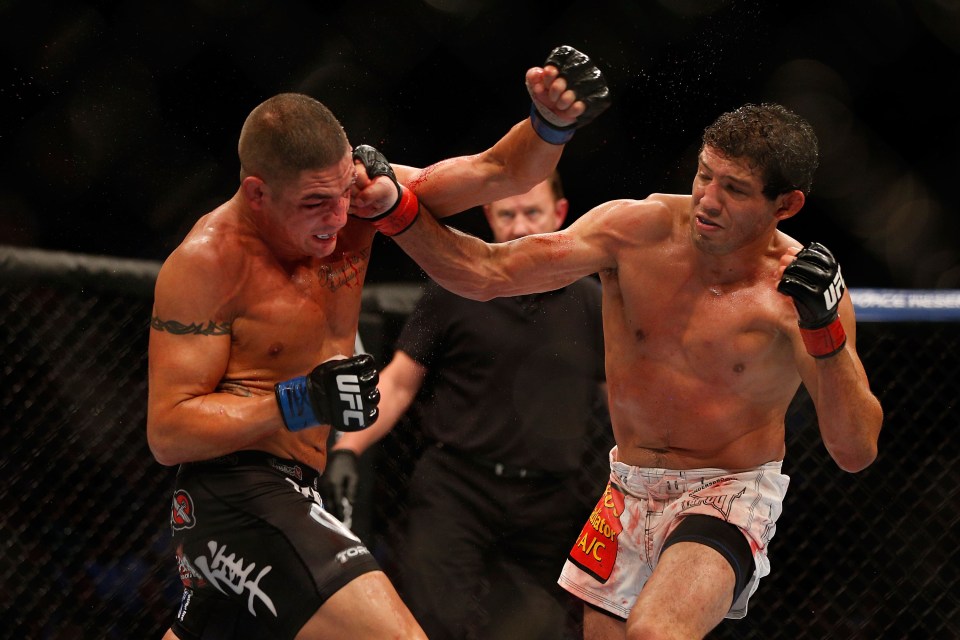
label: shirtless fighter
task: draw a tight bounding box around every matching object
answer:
[147,46,610,640]
[360,102,884,639]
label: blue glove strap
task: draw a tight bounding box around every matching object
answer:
[529,103,576,145]
[275,376,319,432]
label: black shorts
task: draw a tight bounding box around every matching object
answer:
[169,451,380,640]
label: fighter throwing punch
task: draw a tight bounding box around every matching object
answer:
[357,102,883,639]
[147,46,609,640]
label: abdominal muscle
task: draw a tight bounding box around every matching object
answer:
[610,391,785,470]
[606,373,790,471]
[216,372,333,474]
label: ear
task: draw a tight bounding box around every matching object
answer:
[241,176,267,211]
[774,190,805,222]
[553,197,570,228]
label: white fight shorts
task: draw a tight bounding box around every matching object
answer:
[558,446,790,619]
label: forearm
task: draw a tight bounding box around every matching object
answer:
[811,350,883,472]
[147,391,284,466]
[398,120,562,219]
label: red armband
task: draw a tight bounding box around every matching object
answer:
[369,187,420,236]
[799,317,847,359]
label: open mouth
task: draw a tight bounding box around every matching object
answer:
[696,215,720,228]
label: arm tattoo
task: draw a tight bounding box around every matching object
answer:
[150,316,232,336]
[216,381,254,397]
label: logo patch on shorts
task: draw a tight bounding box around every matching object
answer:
[569,482,625,583]
[171,489,196,530]
[336,545,371,564]
[679,481,746,521]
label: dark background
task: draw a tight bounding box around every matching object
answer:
[3,0,959,288]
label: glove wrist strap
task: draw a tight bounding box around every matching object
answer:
[800,317,847,359]
[275,376,320,431]
[529,103,575,144]
[369,187,420,236]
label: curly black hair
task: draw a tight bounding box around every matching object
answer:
[702,103,819,199]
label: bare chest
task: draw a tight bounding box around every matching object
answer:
[603,262,797,396]
[227,254,368,381]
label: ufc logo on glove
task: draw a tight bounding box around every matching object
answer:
[275,354,381,432]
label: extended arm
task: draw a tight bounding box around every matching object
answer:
[780,243,884,472]
[394,197,622,300]
[393,45,611,218]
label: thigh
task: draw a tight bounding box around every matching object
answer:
[173,466,379,639]
[295,571,427,640]
[626,541,734,638]
[583,603,626,640]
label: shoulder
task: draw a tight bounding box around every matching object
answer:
[584,194,683,226]
[575,193,688,248]
[155,207,250,316]
[162,211,245,281]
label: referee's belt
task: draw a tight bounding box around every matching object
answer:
[435,443,565,480]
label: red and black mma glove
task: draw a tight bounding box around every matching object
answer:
[275,354,380,432]
[352,144,420,236]
[528,45,612,144]
[777,242,848,359]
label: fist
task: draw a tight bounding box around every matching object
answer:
[275,354,380,432]
[350,145,420,235]
[527,45,611,131]
[777,242,847,358]
[350,145,401,220]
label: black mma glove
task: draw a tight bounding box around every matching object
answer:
[352,145,420,236]
[319,449,360,527]
[275,354,380,431]
[777,242,847,358]
[528,45,611,144]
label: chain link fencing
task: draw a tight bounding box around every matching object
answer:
[0,246,957,639]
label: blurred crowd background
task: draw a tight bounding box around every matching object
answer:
[2,0,959,288]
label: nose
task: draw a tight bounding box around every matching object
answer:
[329,194,350,227]
[698,182,722,215]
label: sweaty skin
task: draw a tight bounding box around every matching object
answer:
[389,147,882,473]
[147,64,584,474]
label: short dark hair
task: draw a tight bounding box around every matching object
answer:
[238,93,349,185]
[701,103,819,198]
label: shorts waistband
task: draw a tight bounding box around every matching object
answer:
[435,443,566,480]
[182,450,320,486]
[608,446,783,496]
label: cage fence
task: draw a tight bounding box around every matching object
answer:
[0,246,957,639]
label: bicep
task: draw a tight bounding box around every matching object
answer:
[148,261,234,412]
[498,206,616,288]
[393,159,493,219]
